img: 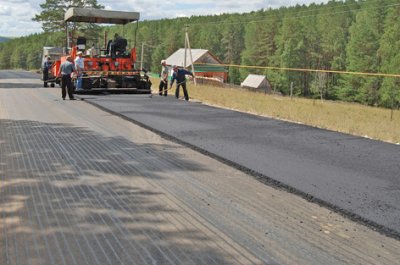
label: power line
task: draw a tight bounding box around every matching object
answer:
[194,62,400,78]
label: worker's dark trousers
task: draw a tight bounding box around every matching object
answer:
[61,75,74,99]
[43,69,49,87]
[159,80,168,96]
[175,83,189,101]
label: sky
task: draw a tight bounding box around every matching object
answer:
[0,0,328,37]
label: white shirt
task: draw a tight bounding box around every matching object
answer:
[160,65,169,81]
[74,56,85,71]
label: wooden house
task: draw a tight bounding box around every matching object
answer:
[165,49,228,82]
[241,74,271,93]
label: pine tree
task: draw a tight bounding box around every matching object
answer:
[240,11,280,83]
[274,12,307,95]
[32,0,104,35]
[221,17,244,84]
[10,46,26,69]
[378,4,400,108]
[340,1,387,105]
[315,1,355,99]
[0,44,12,69]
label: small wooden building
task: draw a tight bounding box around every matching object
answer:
[165,49,228,82]
[241,74,271,93]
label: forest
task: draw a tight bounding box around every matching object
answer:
[0,37,11,43]
[0,0,399,108]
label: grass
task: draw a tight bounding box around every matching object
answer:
[150,78,400,144]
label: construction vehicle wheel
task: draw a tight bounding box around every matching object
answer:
[50,83,55,88]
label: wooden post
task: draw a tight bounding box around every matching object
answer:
[65,22,69,55]
[185,26,196,85]
[391,108,394,121]
[140,42,144,71]
[290,82,293,100]
[104,31,107,51]
[389,81,396,121]
[184,25,188,68]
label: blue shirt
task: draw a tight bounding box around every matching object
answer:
[171,69,194,85]
[42,60,52,70]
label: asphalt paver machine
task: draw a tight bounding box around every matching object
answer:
[51,8,151,94]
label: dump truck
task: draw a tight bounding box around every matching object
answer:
[50,7,151,94]
[41,47,62,87]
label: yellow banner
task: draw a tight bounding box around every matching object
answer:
[84,71,141,76]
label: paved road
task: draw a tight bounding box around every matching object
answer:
[1,70,400,265]
[82,80,400,238]
[79,79,400,236]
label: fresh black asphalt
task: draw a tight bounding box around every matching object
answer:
[82,93,400,239]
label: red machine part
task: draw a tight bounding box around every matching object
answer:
[51,45,138,78]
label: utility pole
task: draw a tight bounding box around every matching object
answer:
[184,25,196,85]
[65,22,69,55]
[140,42,144,70]
[290,82,294,100]
[184,25,188,68]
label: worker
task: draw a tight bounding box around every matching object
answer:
[170,65,194,101]
[42,56,52,87]
[57,56,76,100]
[74,51,85,90]
[108,33,123,56]
[159,60,168,96]
[87,43,98,57]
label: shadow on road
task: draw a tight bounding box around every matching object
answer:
[0,83,49,89]
[0,119,246,264]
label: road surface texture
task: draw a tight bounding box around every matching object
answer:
[81,82,400,238]
[0,70,399,264]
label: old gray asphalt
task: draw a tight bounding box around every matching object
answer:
[81,91,400,238]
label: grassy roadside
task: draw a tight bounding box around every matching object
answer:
[150,78,400,144]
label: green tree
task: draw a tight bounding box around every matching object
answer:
[240,11,280,82]
[33,0,104,42]
[10,46,26,69]
[164,23,183,55]
[316,1,356,100]
[274,13,307,95]
[221,17,244,84]
[339,1,387,104]
[195,23,223,59]
[0,44,12,69]
[378,5,400,108]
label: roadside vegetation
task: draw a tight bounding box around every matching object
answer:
[0,36,11,43]
[150,77,400,144]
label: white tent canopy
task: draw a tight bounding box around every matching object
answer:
[64,8,140,24]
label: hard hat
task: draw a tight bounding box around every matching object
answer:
[161,59,166,64]
[172,65,178,69]
[77,51,83,55]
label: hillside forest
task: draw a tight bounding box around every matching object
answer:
[0,0,399,108]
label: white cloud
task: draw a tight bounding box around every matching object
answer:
[0,0,43,36]
[0,0,328,37]
[0,6,12,16]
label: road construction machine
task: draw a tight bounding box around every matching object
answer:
[50,7,151,94]
[41,47,62,87]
